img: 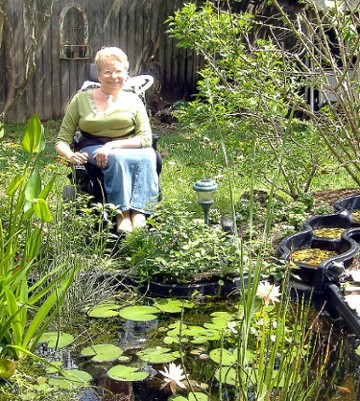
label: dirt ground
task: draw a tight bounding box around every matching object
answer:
[312,188,360,208]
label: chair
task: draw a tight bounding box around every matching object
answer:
[63,64,162,204]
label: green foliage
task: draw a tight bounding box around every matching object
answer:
[166,1,333,200]
[0,114,77,361]
[121,200,244,283]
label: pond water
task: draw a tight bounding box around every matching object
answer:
[38,293,360,401]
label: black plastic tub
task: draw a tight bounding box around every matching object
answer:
[278,223,360,291]
[325,283,360,337]
[334,195,360,226]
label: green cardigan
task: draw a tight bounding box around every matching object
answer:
[56,89,152,148]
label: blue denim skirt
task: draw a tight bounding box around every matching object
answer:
[81,145,159,215]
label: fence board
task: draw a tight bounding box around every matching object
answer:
[2,0,203,122]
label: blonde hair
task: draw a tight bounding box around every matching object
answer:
[95,47,129,71]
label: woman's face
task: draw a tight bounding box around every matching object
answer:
[98,57,128,94]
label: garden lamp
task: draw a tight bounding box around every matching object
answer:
[193,179,218,225]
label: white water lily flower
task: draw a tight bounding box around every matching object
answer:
[256,281,281,307]
[159,362,186,393]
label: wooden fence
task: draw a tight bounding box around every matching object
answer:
[1,0,203,122]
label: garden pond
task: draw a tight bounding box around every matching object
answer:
[30,286,360,401]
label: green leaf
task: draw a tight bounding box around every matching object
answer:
[25,169,41,202]
[154,299,184,313]
[136,347,180,363]
[81,344,123,362]
[5,174,23,197]
[21,114,45,154]
[86,303,122,318]
[189,393,209,401]
[107,365,149,382]
[48,369,92,389]
[0,122,4,139]
[0,359,16,379]
[215,366,238,386]
[209,348,238,366]
[38,332,74,349]
[33,199,52,222]
[118,305,159,322]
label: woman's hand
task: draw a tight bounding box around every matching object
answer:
[94,143,112,168]
[69,151,89,165]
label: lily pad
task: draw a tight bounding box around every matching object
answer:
[48,369,92,389]
[38,331,74,348]
[81,344,123,362]
[86,303,122,318]
[215,366,238,386]
[0,359,16,379]
[209,348,238,366]
[107,365,149,382]
[170,394,209,401]
[136,346,180,363]
[119,305,159,322]
[154,299,194,313]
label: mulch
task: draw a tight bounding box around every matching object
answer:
[312,188,360,209]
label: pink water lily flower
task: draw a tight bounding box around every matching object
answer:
[159,362,187,393]
[256,281,281,307]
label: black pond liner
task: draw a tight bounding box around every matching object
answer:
[89,272,245,299]
[140,276,245,298]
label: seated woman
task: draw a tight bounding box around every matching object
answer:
[55,46,159,233]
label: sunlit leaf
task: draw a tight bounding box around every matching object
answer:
[0,359,16,379]
[86,303,122,318]
[136,346,180,363]
[21,114,45,153]
[154,298,193,313]
[107,365,149,382]
[48,369,92,389]
[34,199,52,222]
[81,343,123,362]
[118,305,159,322]
[38,331,74,349]
[215,366,238,386]
[209,348,238,365]
[25,169,41,202]
[6,174,23,197]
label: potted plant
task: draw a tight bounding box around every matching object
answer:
[119,200,246,297]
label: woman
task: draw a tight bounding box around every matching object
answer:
[56,47,159,233]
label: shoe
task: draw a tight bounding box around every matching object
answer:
[116,217,133,234]
[131,212,147,229]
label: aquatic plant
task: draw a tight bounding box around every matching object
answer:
[0,114,78,364]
